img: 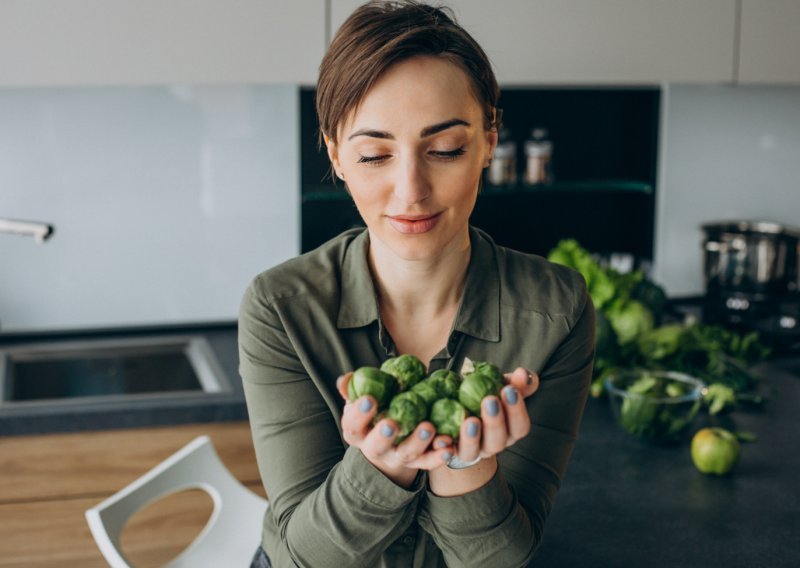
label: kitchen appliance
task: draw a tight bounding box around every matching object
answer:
[700,220,800,353]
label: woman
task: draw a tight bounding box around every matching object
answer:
[239,2,595,567]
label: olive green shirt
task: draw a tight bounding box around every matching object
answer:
[239,226,594,568]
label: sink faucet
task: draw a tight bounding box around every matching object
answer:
[0,218,54,243]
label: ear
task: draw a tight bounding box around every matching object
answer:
[484,110,499,166]
[323,132,343,179]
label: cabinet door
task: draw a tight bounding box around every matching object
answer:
[330,0,737,84]
[0,0,325,86]
[738,0,800,84]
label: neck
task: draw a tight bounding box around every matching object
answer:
[368,230,471,318]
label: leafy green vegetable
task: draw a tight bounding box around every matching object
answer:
[605,299,655,347]
[348,367,398,410]
[357,357,506,441]
[412,369,460,406]
[703,383,736,415]
[380,354,427,390]
[385,391,429,443]
[459,369,503,415]
[547,239,771,402]
[548,239,616,309]
[430,398,469,438]
[611,372,702,443]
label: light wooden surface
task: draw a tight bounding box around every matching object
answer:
[0,421,264,567]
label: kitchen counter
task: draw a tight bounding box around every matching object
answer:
[0,322,247,436]
[533,357,800,567]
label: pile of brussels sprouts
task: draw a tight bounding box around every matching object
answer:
[348,355,505,443]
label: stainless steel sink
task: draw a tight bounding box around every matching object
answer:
[0,335,232,408]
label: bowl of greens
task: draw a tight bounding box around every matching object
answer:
[605,370,705,444]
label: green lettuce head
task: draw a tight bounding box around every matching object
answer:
[385,391,429,443]
[380,354,427,390]
[348,366,398,410]
[430,398,468,439]
[605,299,655,347]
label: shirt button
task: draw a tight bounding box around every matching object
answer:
[402,535,416,547]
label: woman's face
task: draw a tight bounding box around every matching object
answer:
[327,56,497,262]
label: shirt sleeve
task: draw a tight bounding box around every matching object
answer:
[239,279,425,567]
[418,283,596,567]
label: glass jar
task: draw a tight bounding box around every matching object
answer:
[486,128,517,186]
[524,127,553,185]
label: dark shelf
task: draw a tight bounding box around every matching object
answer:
[302,181,654,258]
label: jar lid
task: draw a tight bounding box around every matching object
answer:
[493,142,516,158]
[525,140,552,156]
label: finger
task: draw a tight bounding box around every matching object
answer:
[341,394,376,444]
[480,395,508,454]
[501,385,531,443]
[432,434,454,451]
[456,417,482,463]
[504,367,540,398]
[394,422,436,464]
[336,372,353,400]
[406,446,456,471]
[360,418,399,461]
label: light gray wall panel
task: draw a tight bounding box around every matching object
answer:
[0,85,299,332]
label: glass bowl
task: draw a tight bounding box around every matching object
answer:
[605,370,706,444]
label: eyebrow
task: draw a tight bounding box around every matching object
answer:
[347,118,470,141]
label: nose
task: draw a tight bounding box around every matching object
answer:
[393,155,431,205]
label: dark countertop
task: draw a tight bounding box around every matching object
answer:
[3,324,798,566]
[0,322,247,436]
[534,357,800,567]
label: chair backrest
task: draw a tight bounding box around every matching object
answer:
[85,435,268,568]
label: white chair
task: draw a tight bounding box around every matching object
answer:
[86,435,268,568]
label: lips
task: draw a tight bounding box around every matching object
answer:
[386,212,442,234]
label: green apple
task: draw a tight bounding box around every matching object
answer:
[691,427,741,475]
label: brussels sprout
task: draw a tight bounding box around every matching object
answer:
[412,369,461,406]
[458,371,502,415]
[471,360,504,389]
[430,398,468,439]
[348,366,398,410]
[385,391,429,443]
[380,354,427,390]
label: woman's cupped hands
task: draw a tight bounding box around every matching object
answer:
[336,367,540,482]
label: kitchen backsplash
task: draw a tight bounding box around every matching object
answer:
[2,83,799,332]
[654,85,800,297]
[0,85,299,332]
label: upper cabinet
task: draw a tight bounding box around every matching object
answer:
[0,0,325,86]
[738,0,800,84]
[3,1,796,87]
[331,0,738,85]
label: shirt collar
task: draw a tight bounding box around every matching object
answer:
[453,226,501,342]
[337,229,380,329]
[336,226,501,343]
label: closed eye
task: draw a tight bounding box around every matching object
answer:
[431,147,466,161]
[357,154,388,164]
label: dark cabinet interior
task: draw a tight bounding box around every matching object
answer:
[300,87,660,260]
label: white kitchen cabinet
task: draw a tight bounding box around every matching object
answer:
[330,0,737,85]
[0,0,325,86]
[738,0,800,84]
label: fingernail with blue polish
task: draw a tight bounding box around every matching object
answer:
[381,424,395,437]
[359,398,373,413]
[435,440,448,449]
[486,398,500,416]
[505,387,518,405]
[419,429,432,441]
[466,421,479,438]
[442,452,453,462]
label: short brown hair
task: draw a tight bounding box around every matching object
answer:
[316,0,499,145]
